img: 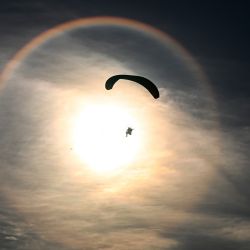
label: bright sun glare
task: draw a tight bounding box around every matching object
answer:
[72,102,142,173]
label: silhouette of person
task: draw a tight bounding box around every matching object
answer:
[126,127,133,137]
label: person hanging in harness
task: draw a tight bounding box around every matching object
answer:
[126,127,133,137]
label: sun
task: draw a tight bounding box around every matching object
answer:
[72,101,143,174]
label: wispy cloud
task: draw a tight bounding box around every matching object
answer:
[0,20,249,250]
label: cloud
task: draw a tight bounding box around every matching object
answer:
[0,21,249,250]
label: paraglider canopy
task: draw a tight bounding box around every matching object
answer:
[105,74,160,99]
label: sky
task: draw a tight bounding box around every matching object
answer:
[0,1,249,250]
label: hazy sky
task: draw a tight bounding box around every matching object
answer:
[0,1,249,250]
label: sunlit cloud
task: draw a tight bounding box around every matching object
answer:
[1,18,247,250]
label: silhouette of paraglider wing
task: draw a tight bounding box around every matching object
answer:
[105,74,160,99]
